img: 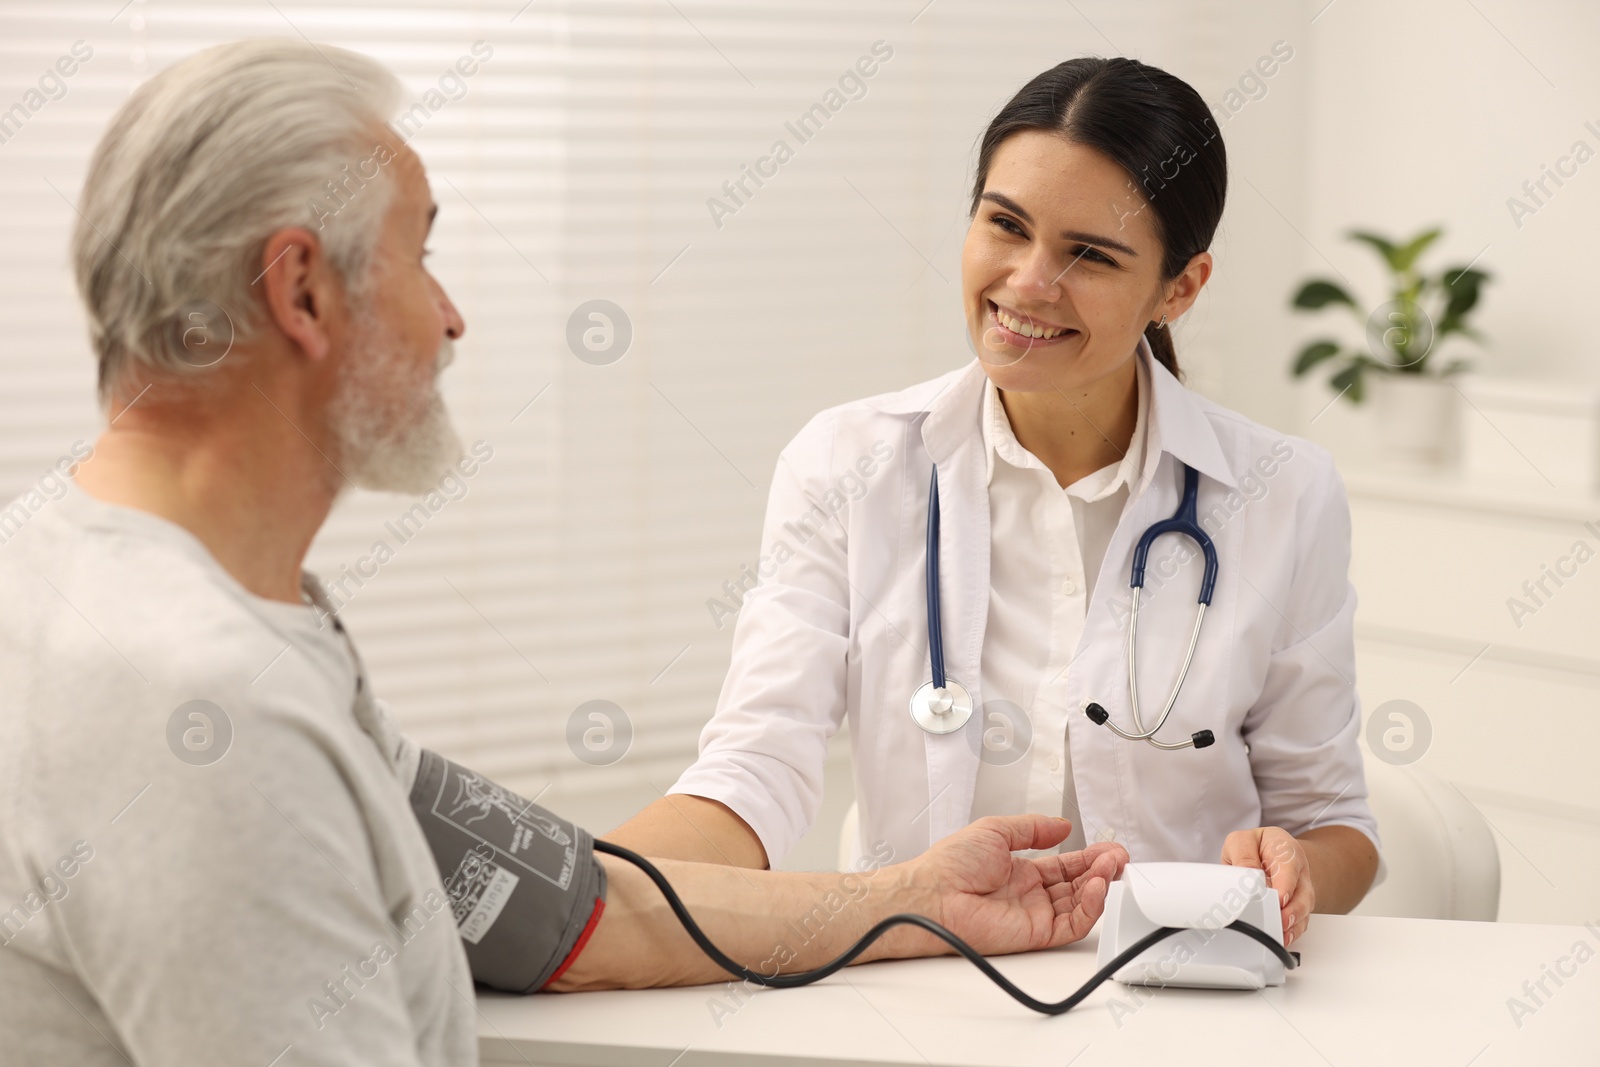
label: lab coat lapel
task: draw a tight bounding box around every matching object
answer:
[1066,341,1239,854]
[1066,452,1170,853]
[916,360,989,849]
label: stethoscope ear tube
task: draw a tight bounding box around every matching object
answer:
[1087,463,1219,751]
[1083,703,1214,749]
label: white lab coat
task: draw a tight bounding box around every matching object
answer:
[672,343,1384,879]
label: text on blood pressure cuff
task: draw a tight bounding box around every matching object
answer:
[410,749,606,992]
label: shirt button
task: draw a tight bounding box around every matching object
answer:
[1061,578,1078,596]
[1048,753,1060,771]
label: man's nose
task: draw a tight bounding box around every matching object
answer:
[441,286,465,340]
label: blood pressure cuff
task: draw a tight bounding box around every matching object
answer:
[409,748,607,993]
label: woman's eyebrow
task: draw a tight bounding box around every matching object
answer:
[980,191,1139,257]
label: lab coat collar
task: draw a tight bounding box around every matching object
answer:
[1141,337,1239,492]
[872,337,1239,491]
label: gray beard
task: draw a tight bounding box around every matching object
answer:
[328,312,463,495]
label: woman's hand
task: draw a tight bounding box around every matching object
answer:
[896,814,1129,958]
[1220,826,1314,947]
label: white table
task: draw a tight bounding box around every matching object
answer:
[476,914,1599,1066]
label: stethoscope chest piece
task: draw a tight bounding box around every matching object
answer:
[909,679,973,735]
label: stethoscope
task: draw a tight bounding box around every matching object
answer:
[912,462,1217,750]
[908,464,975,734]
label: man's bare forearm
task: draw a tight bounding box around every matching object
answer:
[604,794,769,868]
[548,853,932,991]
[1299,824,1379,913]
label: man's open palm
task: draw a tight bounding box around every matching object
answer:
[918,815,1128,956]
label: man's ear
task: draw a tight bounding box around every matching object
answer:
[255,227,342,364]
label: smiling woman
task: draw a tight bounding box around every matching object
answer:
[965,57,1227,385]
[956,58,1226,489]
[614,53,1382,953]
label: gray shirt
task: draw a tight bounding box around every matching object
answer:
[0,485,477,1065]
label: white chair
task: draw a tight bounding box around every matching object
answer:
[836,761,1501,920]
[1351,759,1500,921]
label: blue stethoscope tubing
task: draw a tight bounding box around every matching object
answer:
[909,465,975,734]
[915,461,1217,750]
[1085,462,1217,750]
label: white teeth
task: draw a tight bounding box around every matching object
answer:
[997,307,1068,339]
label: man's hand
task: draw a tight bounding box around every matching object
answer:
[1220,826,1313,947]
[895,814,1129,958]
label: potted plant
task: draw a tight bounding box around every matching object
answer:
[1289,227,1490,466]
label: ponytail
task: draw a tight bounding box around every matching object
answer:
[1143,321,1180,379]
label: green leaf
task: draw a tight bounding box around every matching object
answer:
[1329,361,1366,404]
[1440,266,1489,321]
[1292,279,1356,310]
[1392,227,1443,273]
[1351,227,1443,275]
[1292,340,1342,376]
[1348,230,1400,271]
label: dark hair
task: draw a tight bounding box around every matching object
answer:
[968,57,1228,378]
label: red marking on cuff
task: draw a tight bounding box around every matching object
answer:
[541,897,605,989]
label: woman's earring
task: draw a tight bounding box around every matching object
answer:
[1156,314,1168,330]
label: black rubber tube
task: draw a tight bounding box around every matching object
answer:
[593,839,1296,1016]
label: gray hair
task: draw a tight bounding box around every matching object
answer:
[72,39,405,404]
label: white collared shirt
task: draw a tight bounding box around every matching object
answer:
[970,355,1151,850]
[672,338,1385,888]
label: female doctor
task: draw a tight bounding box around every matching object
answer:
[610,57,1381,948]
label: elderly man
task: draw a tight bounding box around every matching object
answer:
[0,40,1128,1065]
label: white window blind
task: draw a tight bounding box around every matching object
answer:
[0,0,1263,809]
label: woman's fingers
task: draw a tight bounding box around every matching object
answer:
[1220,827,1318,946]
[1283,901,1311,946]
[1219,827,1266,869]
[1280,873,1316,946]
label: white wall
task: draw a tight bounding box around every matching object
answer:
[1292,0,1600,924]
[1299,0,1600,451]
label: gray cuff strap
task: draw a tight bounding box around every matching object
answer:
[410,749,607,993]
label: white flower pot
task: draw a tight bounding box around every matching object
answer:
[1370,373,1457,468]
